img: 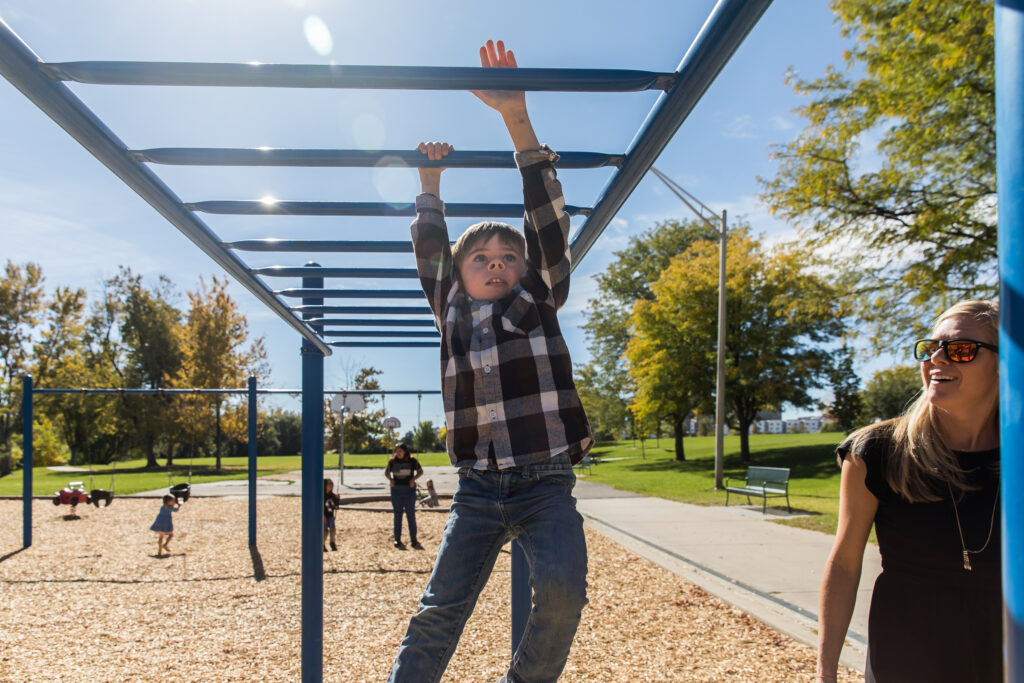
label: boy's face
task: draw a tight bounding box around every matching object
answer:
[458,234,526,301]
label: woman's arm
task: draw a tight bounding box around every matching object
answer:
[817,454,877,682]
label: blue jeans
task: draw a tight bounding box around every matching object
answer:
[391,484,418,540]
[388,454,588,683]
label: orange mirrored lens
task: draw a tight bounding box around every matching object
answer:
[945,341,977,362]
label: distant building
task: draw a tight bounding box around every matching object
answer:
[753,409,785,434]
[785,415,826,433]
[752,411,826,434]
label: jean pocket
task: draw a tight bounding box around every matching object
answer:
[534,468,576,490]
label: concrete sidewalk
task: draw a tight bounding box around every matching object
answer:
[135,466,878,673]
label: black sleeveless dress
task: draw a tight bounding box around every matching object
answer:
[839,433,1002,682]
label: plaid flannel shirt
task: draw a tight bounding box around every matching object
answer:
[411,146,593,470]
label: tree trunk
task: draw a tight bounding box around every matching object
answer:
[165,441,174,468]
[145,433,158,469]
[215,400,222,471]
[738,417,751,464]
[673,417,685,462]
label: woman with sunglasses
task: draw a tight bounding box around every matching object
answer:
[816,300,1001,683]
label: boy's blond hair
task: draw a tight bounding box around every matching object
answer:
[451,221,526,275]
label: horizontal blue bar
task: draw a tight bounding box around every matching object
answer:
[290,305,432,315]
[329,342,439,348]
[311,318,435,327]
[323,330,439,338]
[32,387,441,395]
[253,266,418,278]
[187,201,590,217]
[44,62,675,92]
[226,240,417,253]
[130,148,624,169]
[276,289,425,299]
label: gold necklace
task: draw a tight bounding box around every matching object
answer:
[947,482,999,571]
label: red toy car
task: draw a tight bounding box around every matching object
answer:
[53,481,90,508]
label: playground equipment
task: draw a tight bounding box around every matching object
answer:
[4,1,1022,679]
[416,479,440,508]
[52,481,89,510]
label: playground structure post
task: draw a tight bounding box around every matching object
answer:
[301,264,325,682]
[22,375,32,548]
[996,0,1024,676]
[248,375,257,547]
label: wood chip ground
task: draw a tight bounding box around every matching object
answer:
[0,499,861,681]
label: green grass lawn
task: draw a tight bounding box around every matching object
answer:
[583,432,847,536]
[0,450,452,497]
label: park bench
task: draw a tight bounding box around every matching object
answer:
[574,455,594,474]
[724,466,791,514]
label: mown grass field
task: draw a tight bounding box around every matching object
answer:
[1,433,850,536]
[583,432,847,535]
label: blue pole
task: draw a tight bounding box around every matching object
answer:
[510,540,530,655]
[22,375,32,548]
[248,375,257,547]
[997,2,1024,678]
[300,263,325,682]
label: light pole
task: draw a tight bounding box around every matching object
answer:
[650,168,728,489]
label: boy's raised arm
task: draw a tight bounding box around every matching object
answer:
[411,142,455,325]
[472,40,572,307]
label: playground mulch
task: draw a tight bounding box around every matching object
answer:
[0,499,861,682]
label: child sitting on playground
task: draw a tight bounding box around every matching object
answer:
[323,478,341,552]
[150,494,182,557]
[388,40,593,683]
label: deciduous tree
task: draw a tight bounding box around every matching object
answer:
[761,0,995,340]
[0,261,45,455]
[861,364,922,421]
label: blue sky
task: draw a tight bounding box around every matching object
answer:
[0,1,859,432]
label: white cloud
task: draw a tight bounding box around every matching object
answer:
[722,114,758,139]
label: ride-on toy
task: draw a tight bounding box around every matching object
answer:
[53,481,90,510]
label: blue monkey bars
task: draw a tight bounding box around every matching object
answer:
[27,0,1024,679]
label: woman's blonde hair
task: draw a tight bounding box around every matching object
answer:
[847,300,999,502]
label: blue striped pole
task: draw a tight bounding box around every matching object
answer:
[248,376,258,547]
[996,1,1024,678]
[22,375,32,548]
[301,264,325,682]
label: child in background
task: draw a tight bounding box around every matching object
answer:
[388,40,593,683]
[323,478,341,552]
[150,494,182,557]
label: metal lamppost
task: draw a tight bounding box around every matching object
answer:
[650,168,728,489]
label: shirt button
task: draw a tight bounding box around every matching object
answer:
[484,365,491,374]
[482,327,489,334]
[489,410,497,419]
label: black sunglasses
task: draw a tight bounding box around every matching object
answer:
[912,338,999,363]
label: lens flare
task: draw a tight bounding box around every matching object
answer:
[260,195,278,206]
[373,157,417,205]
[352,113,386,149]
[303,16,333,57]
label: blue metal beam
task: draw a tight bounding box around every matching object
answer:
[311,318,435,327]
[227,240,417,253]
[329,341,438,348]
[131,148,624,169]
[291,305,432,315]
[253,266,418,279]
[187,200,590,217]
[44,61,675,91]
[22,375,32,548]
[567,0,774,268]
[276,288,425,299]
[996,0,1024,676]
[247,376,257,547]
[0,18,332,356]
[322,330,439,338]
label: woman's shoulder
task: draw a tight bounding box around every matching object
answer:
[838,421,897,468]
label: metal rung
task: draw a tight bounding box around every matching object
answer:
[253,266,418,278]
[276,289,425,299]
[44,62,676,91]
[290,305,432,315]
[130,148,624,168]
[226,240,417,253]
[329,341,439,348]
[187,200,590,217]
[226,240,416,253]
[323,330,439,338]
[309,318,435,327]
